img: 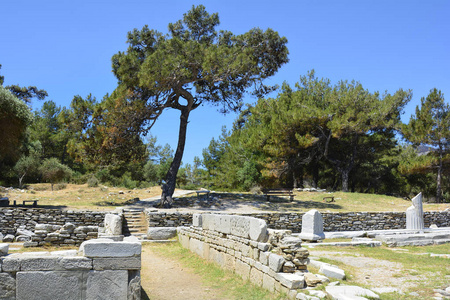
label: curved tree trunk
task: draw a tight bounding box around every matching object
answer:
[436,143,443,203]
[161,107,191,208]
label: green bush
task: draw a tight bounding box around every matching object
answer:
[120,172,138,189]
[54,183,67,190]
[87,176,99,188]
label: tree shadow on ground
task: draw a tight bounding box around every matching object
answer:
[173,192,342,212]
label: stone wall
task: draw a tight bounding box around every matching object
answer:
[147,210,449,232]
[26,223,99,247]
[0,239,141,300]
[0,208,106,235]
[178,214,314,297]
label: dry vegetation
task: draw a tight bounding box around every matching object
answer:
[2,184,449,212]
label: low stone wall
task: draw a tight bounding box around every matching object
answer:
[0,238,141,299]
[26,223,99,247]
[147,210,450,232]
[178,214,310,297]
[0,208,106,235]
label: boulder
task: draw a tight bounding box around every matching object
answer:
[3,234,15,242]
[0,243,9,255]
[147,227,177,240]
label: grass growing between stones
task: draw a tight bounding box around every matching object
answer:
[141,242,286,300]
[310,243,450,299]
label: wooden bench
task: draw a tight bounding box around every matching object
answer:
[22,200,39,207]
[323,196,335,203]
[0,197,9,207]
[262,189,294,202]
[196,190,210,200]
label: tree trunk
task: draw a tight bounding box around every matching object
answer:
[436,143,443,203]
[341,169,350,192]
[161,107,191,208]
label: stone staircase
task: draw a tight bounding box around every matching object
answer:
[122,208,147,239]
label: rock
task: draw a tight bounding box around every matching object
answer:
[276,273,305,289]
[298,209,325,241]
[269,253,285,272]
[309,290,327,299]
[15,235,32,242]
[147,227,177,240]
[304,273,322,287]
[3,234,15,242]
[315,274,330,284]
[283,261,296,273]
[104,214,122,235]
[0,243,9,255]
[409,292,420,297]
[296,292,320,300]
[0,232,3,242]
[325,285,379,299]
[319,264,346,280]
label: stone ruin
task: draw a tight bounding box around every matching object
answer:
[406,192,424,230]
[0,238,141,299]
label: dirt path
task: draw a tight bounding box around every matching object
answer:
[140,245,225,300]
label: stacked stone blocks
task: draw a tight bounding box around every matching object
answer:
[178,214,310,296]
[26,223,99,247]
[0,239,141,299]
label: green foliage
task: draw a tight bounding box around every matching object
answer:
[403,88,449,202]
[13,140,42,187]
[0,86,33,166]
[39,158,72,190]
[87,176,99,188]
[111,5,288,203]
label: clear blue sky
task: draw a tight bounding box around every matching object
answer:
[1,1,449,164]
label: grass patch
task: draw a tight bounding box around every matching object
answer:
[143,242,285,300]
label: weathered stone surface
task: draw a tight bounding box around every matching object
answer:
[259,251,269,265]
[296,292,320,300]
[406,192,424,230]
[128,270,141,300]
[86,270,128,300]
[298,209,325,241]
[1,257,20,272]
[20,257,61,271]
[262,273,276,292]
[104,214,122,235]
[0,243,8,256]
[268,253,285,272]
[147,227,177,240]
[250,267,263,286]
[50,250,78,256]
[325,285,379,299]
[217,215,231,234]
[276,273,305,289]
[319,264,346,280]
[60,257,93,270]
[0,273,15,300]
[304,272,322,287]
[192,213,202,227]
[230,216,251,239]
[249,218,269,242]
[3,235,14,242]
[189,238,204,257]
[80,240,141,258]
[235,259,251,280]
[16,271,83,300]
[93,257,141,270]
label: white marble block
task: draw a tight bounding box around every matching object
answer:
[104,214,122,235]
[406,192,424,230]
[298,209,325,241]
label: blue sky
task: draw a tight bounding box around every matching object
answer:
[1,1,449,164]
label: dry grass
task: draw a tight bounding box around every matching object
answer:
[2,183,449,212]
[2,183,161,210]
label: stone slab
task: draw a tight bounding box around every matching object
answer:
[325,285,379,299]
[16,271,83,300]
[104,214,122,235]
[86,270,128,300]
[147,227,177,240]
[249,218,269,242]
[276,273,305,289]
[192,213,202,227]
[319,264,346,280]
[80,240,141,257]
[60,257,93,270]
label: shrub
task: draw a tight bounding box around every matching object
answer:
[54,183,67,190]
[87,176,99,188]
